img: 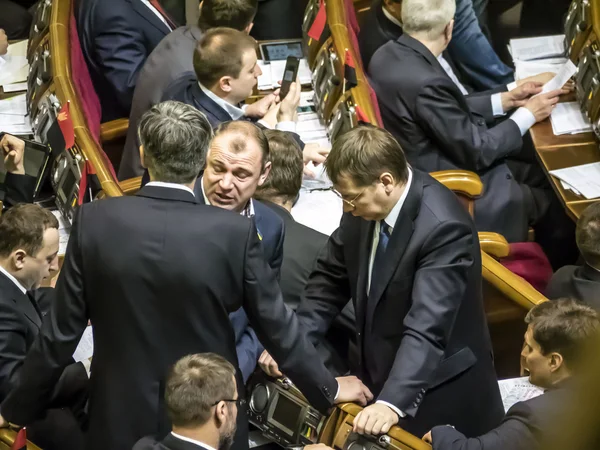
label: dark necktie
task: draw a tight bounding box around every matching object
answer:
[370,221,392,296]
[148,0,177,29]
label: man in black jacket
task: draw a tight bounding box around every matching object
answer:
[0,204,88,449]
[424,298,599,449]
[0,101,371,450]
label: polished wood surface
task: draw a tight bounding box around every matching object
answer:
[0,429,42,450]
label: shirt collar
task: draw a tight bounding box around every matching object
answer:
[170,433,217,450]
[382,6,403,28]
[382,168,413,231]
[200,176,255,217]
[198,82,245,120]
[0,265,27,294]
[146,181,195,197]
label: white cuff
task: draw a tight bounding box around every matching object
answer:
[335,382,340,401]
[491,93,506,117]
[507,81,518,91]
[241,104,250,114]
[509,107,537,136]
[376,400,406,418]
[80,359,91,378]
[275,121,297,133]
[256,119,272,129]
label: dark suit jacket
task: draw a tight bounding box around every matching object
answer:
[75,0,171,121]
[134,433,209,450]
[1,185,337,450]
[431,384,569,450]
[370,34,533,242]
[120,25,202,180]
[1,172,36,210]
[296,170,503,437]
[250,0,304,40]
[546,264,600,308]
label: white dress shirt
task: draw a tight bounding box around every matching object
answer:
[197,83,296,133]
[0,265,26,294]
[364,168,413,419]
[171,433,218,450]
[139,0,173,30]
[146,181,195,197]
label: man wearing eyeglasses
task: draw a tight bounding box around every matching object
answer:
[134,353,337,450]
[259,126,503,439]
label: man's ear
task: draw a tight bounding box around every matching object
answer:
[219,76,233,94]
[198,0,203,13]
[257,161,272,186]
[245,22,254,34]
[214,400,228,428]
[12,249,27,270]
[549,352,564,373]
[139,145,147,169]
[445,20,454,44]
[379,172,395,193]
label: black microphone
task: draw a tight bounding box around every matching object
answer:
[330,75,341,86]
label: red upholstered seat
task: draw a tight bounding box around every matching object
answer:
[501,243,553,293]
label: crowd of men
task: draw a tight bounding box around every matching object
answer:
[1,0,600,449]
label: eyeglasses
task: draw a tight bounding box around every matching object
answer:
[332,187,367,209]
[212,398,243,407]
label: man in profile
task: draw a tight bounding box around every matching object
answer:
[0,101,371,450]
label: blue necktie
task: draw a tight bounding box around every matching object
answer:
[370,221,392,296]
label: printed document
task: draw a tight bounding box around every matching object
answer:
[550,162,600,199]
[550,101,592,135]
[538,60,576,95]
[509,35,566,61]
[73,326,94,363]
[498,377,544,413]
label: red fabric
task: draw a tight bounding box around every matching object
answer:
[348,27,363,70]
[308,0,327,41]
[366,83,384,126]
[355,105,370,123]
[10,428,26,450]
[344,0,360,35]
[500,242,553,293]
[148,0,177,29]
[57,101,75,149]
[78,160,97,205]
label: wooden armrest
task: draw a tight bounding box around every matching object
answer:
[478,232,510,259]
[430,170,483,198]
[481,251,548,310]
[100,118,129,142]
[118,176,143,195]
[0,429,42,450]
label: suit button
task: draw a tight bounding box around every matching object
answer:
[413,402,418,408]
[323,386,330,396]
[477,119,485,126]
[506,173,512,180]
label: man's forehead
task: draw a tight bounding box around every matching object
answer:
[242,48,258,67]
[209,134,262,165]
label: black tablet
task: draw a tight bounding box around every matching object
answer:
[259,40,304,62]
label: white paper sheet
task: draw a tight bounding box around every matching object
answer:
[51,210,71,255]
[73,326,94,362]
[550,101,592,135]
[268,58,312,87]
[292,188,343,236]
[514,58,568,80]
[549,162,600,199]
[0,93,27,115]
[6,40,28,58]
[538,60,576,95]
[510,35,566,61]
[2,81,27,93]
[498,377,544,413]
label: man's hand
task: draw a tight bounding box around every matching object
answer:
[524,89,562,122]
[258,350,282,377]
[517,72,575,94]
[501,81,543,111]
[305,444,335,450]
[353,403,399,435]
[0,414,7,428]
[422,431,433,444]
[0,29,7,56]
[277,79,301,122]
[335,376,373,406]
[1,133,26,175]
[245,90,280,119]
[303,143,329,165]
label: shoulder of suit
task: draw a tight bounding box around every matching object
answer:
[254,200,285,231]
[132,436,166,450]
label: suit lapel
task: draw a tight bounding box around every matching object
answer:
[366,172,423,325]
[194,84,235,124]
[128,0,171,35]
[0,273,42,329]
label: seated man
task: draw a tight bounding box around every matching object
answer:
[260,126,504,438]
[370,0,573,266]
[546,203,600,308]
[0,204,89,449]
[254,130,355,376]
[134,353,336,450]
[75,0,175,121]
[120,0,260,180]
[424,298,600,449]
[1,134,36,209]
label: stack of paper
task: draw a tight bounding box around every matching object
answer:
[0,93,31,135]
[549,162,600,199]
[514,57,568,80]
[509,35,566,62]
[550,102,592,135]
[498,377,544,413]
[292,188,342,236]
[0,40,29,92]
[256,58,312,90]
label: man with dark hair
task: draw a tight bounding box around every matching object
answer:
[120,0,260,180]
[546,203,600,308]
[0,204,88,450]
[1,134,36,209]
[0,101,371,450]
[424,298,600,449]
[259,126,503,438]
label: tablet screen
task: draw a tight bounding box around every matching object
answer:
[261,42,303,62]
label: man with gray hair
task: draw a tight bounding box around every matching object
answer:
[0,101,372,450]
[370,0,576,268]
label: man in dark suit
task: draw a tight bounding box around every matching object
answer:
[369,0,574,266]
[119,0,260,180]
[254,130,354,376]
[75,0,174,121]
[546,203,600,308]
[250,0,304,40]
[0,204,88,450]
[1,134,36,209]
[424,298,599,449]
[0,101,371,450]
[260,126,503,438]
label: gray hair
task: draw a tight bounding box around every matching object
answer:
[401,0,456,39]
[138,101,214,184]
